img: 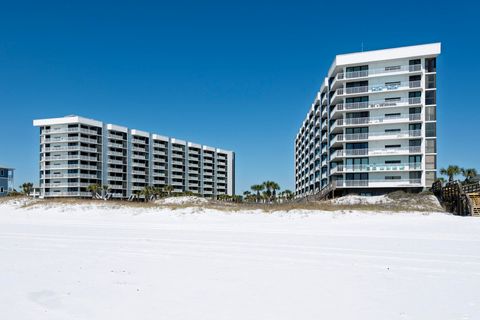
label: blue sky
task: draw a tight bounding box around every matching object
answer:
[0,0,479,193]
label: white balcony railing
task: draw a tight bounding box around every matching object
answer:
[338,113,421,126]
[329,130,421,145]
[335,179,422,188]
[335,64,422,80]
[333,163,422,173]
[334,81,422,98]
[333,97,421,114]
[330,146,421,159]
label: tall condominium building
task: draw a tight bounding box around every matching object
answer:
[295,43,440,198]
[33,115,235,198]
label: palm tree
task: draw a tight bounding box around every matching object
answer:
[101,185,110,198]
[20,182,33,196]
[141,186,154,202]
[87,184,101,198]
[250,184,264,202]
[283,189,294,200]
[270,182,280,201]
[440,165,461,182]
[163,185,174,197]
[461,168,478,184]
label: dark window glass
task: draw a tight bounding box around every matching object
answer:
[425,58,436,72]
[426,74,436,89]
[409,59,421,65]
[346,173,368,180]
[346,81,368,88]
[346,127,368,134]
[346,65,368,72]
[385,160,401,164]
[385,145,401,148]
[426,123,436,137]
[426,90,436,105]
[409,91,421,98]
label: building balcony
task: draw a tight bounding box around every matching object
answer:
[108,159,125,165]
[330,130,422,145]
[108,151,125,157]
[44,182,95,188]
[131,178,147,183]
[333,163,422,173]
[337,114,421,127]
[332,98,421,117]
[42,127,99,135]
[44,173,99,179]
[332,64,422,85]
[330,146,421,160]
[40,163,100,170]
[132,154,148,160]
[331,81,422,103]
[132,146,147,152]
[43,146,99,153]
[108,167,125,173]
[109,142,125,148]
[108,133,126,140]
[108,176,125,181]
[42,155,99,162]
[334,179,422,188]
[43,191,92,197]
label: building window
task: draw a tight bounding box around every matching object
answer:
[426,155,437,170]
[426,123,436,137]
[425,58,436,72]
[346,65,368,72]
[346,173,368,180]
[426,74,436,89]
[425,90,436,105]
[0,187,3,193]
[385,113,401,118]
[426,171,436,186]
[426,106,436,121]
[385,176,401,180]
[385,144,401,148]
[426,139,436,153]
[385,65,401,71]
[385,160,401,164]
[385,129,401,132]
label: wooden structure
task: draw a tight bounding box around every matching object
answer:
[432,180,480,216]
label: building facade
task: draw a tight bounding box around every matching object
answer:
[33,116,235,199]
[0,166,14,196]
[295,43,440,198]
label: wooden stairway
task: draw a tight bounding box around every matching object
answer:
[467,192,480,216]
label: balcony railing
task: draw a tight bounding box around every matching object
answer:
[334,97,421,113]
[335,64,422,80]
[340,81,421,96]
[331,146,421,159]
[339,113,421,126]
[330,130,421,145]
[43,191,93,197]
[333,163,422,173]
[335,179,422,187]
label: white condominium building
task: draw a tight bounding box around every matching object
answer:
[295,43,440,198]
[33,115,235,198]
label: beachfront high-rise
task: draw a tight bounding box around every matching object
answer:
[295,43,440,198]
[33,116,235,199]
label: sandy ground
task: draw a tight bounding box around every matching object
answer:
[0,201,478,319]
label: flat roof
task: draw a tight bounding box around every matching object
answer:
[33,115,234,153]
[328,42,441,75]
